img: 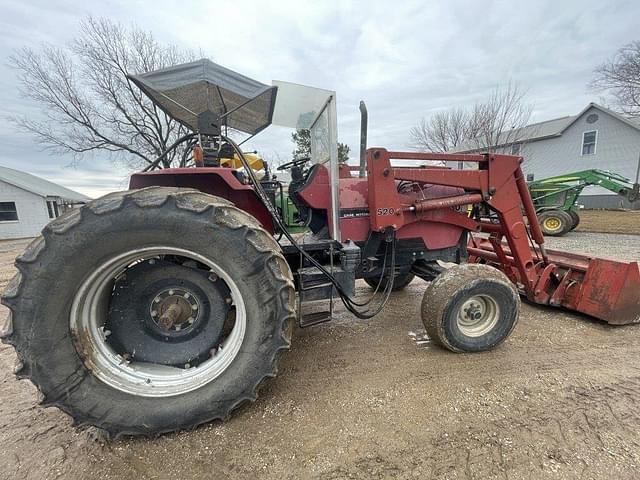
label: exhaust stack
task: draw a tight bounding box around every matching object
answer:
[359,101,368,178]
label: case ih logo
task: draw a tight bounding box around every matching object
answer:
[340,208,370,218]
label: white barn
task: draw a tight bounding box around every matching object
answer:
[0,166,91,239]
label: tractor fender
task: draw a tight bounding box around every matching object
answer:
[129,168,274,232]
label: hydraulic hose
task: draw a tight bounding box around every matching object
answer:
[143,133,198,172]
[221,134,396,319]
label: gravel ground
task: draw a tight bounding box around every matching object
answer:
[0,232,639,480]
[544,231,640,261]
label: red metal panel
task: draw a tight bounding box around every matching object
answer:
[297,162,465,248]
[576,259,640,325]
[366,149,405,232]
[129,168,274,232]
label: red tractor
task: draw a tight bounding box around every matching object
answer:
[2,59,638,437]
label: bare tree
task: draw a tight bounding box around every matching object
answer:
[9,17,196,169]
[409,82,532,155]
[409,108,470,152]
[468,82,532,153]
[591,41,640,117]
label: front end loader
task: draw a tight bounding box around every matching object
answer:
[2,59,639,438]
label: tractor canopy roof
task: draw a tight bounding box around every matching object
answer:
[128,58,277,135]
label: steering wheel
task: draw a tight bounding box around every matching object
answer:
[277,156,310,171]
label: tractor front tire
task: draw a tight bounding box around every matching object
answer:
[538,210,572,236]
[421,264,520,353]
[1,187,296,438]
[568,210,580,230]
[364,272,415,291]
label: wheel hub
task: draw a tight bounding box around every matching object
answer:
[544,217,561,230]
[151,288,200,332]
[107,259,231,367]
[463,302,484,321]
[456,295,500,337]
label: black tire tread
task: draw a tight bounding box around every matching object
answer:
[421,264,519,353]
[1,187,296,438]
[568,210,580,230]
[363,272,415,291]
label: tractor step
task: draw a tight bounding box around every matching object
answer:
[296,267,340,328]
[298,308,332,328]
[297,266,354,303]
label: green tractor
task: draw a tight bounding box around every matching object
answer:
[275,190,307,233]
[528,167,640,236]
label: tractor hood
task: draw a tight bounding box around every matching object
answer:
[128,58,277,135]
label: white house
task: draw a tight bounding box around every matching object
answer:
[456,103,640,208]
[0,166,91,239]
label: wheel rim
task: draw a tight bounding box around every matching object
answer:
[456,294,500,337]
[543,217,561,232]
[70,246,246,398]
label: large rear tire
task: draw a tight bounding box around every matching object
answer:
[421,264,520,353]
[1,187,296,437]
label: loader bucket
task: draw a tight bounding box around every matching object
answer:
[468,237,640,325]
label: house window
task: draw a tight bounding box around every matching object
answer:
[510,143,521,155]
[586,113,599,124]
[582,131,597,155]
[46,200,60,219]
[0,202,19,222]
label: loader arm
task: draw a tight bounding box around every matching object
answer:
[529,168,640,204]
[366,149,640,325]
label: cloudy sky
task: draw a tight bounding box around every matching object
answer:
[0,0,638,198]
